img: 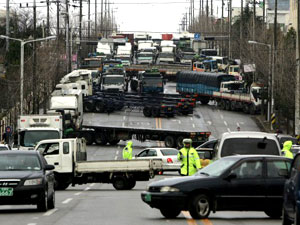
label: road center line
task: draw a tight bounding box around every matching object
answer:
[181,211,197,225]
[224,121,228,126]
[202,218,214,225]
[27,223,37,225]
[62,198,73,204]
[220,114,224,119]
[43,208,58,216]
[227,128,231,132]
[74,192,82,196]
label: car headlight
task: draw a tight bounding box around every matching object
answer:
[160,186,180,192]
[24,178,43,186]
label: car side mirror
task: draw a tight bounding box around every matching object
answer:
[278,169,289,178]
[45,164,55,170]
[225,172,237,181]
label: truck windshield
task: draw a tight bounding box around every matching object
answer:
[103,77,124,85]
[0,154,41,171]
[20,130,60,147]
[143,78,163,87]
[221,138,279,157]
[138,54,153,58]
[160,53,173,58]
[182,54,194,60]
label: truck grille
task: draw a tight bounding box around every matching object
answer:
[0,179,20,187]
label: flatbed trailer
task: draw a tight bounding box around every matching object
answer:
[71,112,210,148]
[83,92,195,117]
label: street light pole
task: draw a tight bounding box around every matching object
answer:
[0,35,56,115]
[248,41,272,128]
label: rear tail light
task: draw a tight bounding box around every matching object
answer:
[167,158,173,163]
[180,99,185,102]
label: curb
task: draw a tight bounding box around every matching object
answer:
[252,115,269,133]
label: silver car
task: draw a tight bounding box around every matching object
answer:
[134,148,180,172]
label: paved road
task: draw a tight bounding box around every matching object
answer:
[0,83,277,225]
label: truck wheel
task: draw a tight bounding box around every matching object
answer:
[230,102,236,111]
[80,132,93,145]
[130,80,138,91]
[143,107,152,117]
[152,107,160,117]
[95,102,105,113]
[165,136,175,148]
[84,101,94,112]
[112,176,128,190]
[176,136,184,149]
[249,104,256,115]
[94,133,107,145]
[109,139,120,145]
[243,104,250,114]
[200,98,209,105]
[225,101,231,111]
[126,179,136,190]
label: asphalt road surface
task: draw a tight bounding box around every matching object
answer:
[1,83,277,225]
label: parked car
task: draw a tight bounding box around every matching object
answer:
[216,132,281,159]
[142,155,291,219]
[275,134,298,149]
[134,148,180,172]
[0,144,10,150]
[0,151,55,212]
[282,152,300,225]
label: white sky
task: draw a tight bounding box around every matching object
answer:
[1,0,245,34]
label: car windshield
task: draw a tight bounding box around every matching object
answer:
[195,157,239,176]
[221,138,279,157]
[103,77,124,85]
[20,131,60,147]
[160,149,178,156]
[0,154,41,171]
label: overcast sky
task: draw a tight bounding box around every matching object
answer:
[1,0,264,34]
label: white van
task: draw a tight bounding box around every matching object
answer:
[216,132,281,159]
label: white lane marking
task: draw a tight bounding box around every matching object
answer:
[190,117,193,121]
[122,122,125,127]
[123,116,126,120]
[227,128,231,132]
[74,192,82,196]
[27,223,37,225]
[43,208,58,216]
[178,120,181,124]
[192,124,195,128]
[116,150,119,155]
[90,183,95,187]
[220,114,224,119]
[117,145,120,149]
[84,187,90,191]
[207,121,212,125]
[114,156,118,160]
[237,122,240,127]
[224,121,228,126]
[62,198,73,204]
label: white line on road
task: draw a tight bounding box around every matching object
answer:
[237,122,240,127]
[178,120,181,124]
[27,223,37,225]
[90,183,95,187]
[192,124,195,128]
[220,114,224,119]
[207,121,212,125]
[190,117,193,121]
[62,198,73,204]
[123,116,126,120]
[224,121,228,126]
[122,122,125,127]
[43,208,58,216]
[74,192,82,196]
[227,128,231,132]
[114,156,118,160]
[84,187,90,191]
[116,150,119,155]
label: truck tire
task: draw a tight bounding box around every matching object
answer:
[130,80,138,91]
[243,104,250,114]
[94,133,107,145]
[80,132,94,145]
[225,101,231,111]
[108,139,120,145]
[230,101,236,111]
[84,101,94,112]
[200,98,209,105]
[165,136,175,148]
[152,107,160,117]
[95,101,105,113]
[126,179,136,190]
[176,136,184,149]
[143,107,152,117]
[112,176,128,190]
[249,104,256,115]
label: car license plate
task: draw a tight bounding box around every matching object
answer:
[145,193,151,202]
[0,188,13,196]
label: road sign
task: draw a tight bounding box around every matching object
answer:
[194,33,201,40]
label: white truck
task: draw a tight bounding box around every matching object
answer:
[49,89,83,131]
[115,43,132,66]
[96,42,112,57]
[35,138,163,190]
[16,114,63,150]
[100,74,126,92]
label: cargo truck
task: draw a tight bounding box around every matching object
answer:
[35,138,163,190]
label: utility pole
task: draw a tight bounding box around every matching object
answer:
[253,0,256,40]
[296,0,300,135]
[47,0,50,36]
[108,0,110,35]
[100,0,103,35]
[79,0,82,65]
[33,0,37,113]
[95,0,97,38]
[263,0,265,25]
[185,12,188,31]
[240,0,243,60]
[272,0,277,117]
[228,0,232,59]
[206,0,209,32]
[104,0,107,37]
[6,0,9,52]
[65,0,71,73]
[221,0,224,56]
[88,0,90,40]
[57,0,59,36]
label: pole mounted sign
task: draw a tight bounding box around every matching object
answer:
[194,33,201,40]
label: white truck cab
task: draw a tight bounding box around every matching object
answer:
[101,74,126,92]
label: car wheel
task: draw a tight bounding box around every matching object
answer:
[160,208,181,219]
[295,205,300,225]
[264,208,282,218]
[189,194,211,219]
[282,208,292,225]
[48,191,55,209]
[164,136,175,148]
[37,189,48,212]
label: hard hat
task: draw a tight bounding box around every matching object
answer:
[183,138,192,144]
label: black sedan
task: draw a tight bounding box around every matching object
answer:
[0,151,55,211]
[141,155,291,219]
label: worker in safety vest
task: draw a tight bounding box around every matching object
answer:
[123,140,133,160]
[281,140,294,159]
[177,139,201,176]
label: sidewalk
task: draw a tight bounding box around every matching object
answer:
[253,115,273,133]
